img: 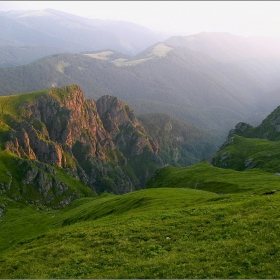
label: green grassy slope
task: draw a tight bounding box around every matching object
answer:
[1,163,280,278]
[0,89,47,118]
[147,162,280,195]
[211,135,280,172]
[210,105,280,172]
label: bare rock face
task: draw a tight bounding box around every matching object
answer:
[6,121,64,166]
[4,85,159,196]
[19,86,114,159]
[96,95,157,156]
[21,161,68,200]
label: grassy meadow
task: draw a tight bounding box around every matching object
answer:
[1,162,280,278]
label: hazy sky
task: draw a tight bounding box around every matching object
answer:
[1,1,280,37]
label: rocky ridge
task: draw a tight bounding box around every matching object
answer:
[0,85,159,207]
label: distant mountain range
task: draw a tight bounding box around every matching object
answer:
[0,42,269,141]
[1,8,280,150]
[165,32,280,92]
[166,32,280,62]
[0,9,167,67]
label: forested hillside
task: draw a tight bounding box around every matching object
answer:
[166,33,280,93]
[139,113,217,166]
[0,44,267,144]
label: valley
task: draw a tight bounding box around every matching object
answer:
[1,6,280,279]
[0,44,268,142]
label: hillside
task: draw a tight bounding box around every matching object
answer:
[166,32,280,99]
[0,85,160,203]
[0,44,266,142]
[1,165,280,278]
[0,85,218,206]
[138,113,218,166]
[0,9,166,67]
[209,105,280,172]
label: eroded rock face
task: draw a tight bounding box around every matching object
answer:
[96,95,158,156]
[6,121,64,167]
[4,85,159,195]
[19,86,114,160]
[20,161,69,202]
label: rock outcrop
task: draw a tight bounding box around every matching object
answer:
[3,85,159,199]
[97,95,158,156]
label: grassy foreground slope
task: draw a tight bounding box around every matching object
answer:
[1,163,280,278]
[147,162,280,195]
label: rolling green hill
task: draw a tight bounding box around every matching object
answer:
[1,164,280,278]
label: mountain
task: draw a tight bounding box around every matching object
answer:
[0,84,217,208]
[0,9,166,67]
[0,85,160,206]
[165,32,280,97]
[145,103,280,196]
[138,113,217,166]
[165,32,280,63]
[145,103,280,199]
[0,43,267,143]
[208,104,280,173]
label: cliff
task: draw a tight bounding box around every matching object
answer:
[0,85,159,207]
